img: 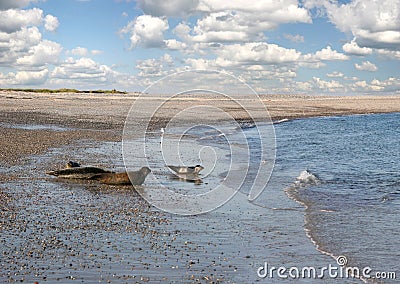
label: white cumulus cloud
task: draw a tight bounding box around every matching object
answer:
[120,15,168,48]
[15,69,49,85]
[342,39,372,55]
[215,42,302,66]
[0,26,42,65]
[0,8,43,33]
[305,0,400,50]
[326,71,344,78]
[355,61,378,72]
[136,54,174,77]
[188,1,311,44]
[314,46,349,61]
[16,40,62,66]
[44,14,59,32]
[312,76,343,91]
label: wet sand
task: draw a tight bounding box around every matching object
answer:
[1,91,400,282]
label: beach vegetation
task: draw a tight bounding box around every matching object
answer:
[0,88,128,94]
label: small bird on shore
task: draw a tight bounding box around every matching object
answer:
[167,165,204,174]
[66,161,81,168]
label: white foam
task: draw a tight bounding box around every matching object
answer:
[295,170,320,186]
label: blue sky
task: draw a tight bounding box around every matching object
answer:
[0,0,399,94]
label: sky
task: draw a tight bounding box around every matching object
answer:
[0,0,399,95]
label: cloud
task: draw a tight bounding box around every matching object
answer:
[52,57,118,81]
[0,7,62,69]
[15,69,49,85]
[134,1,311,45]
[16,40,62,66]
[215,42,302,66]
[351,77,400,92]
[91,49,103,55]
[189,1,311,44]
[327,71,343,78]
[0,68,50,86]
[305,0,400,50]
[47,56,140,90]
[137,0,199,17]
[312,76,343,91]
[191,11,262,43]
[354,61,378,72]
[0,8,43,33]
[173,22,192,43]
[376,49,400,60]
[44,14,59,32]
[342,39,372,55]
[0,0,33,10]
[120,15,168,48]
[197,0,310,23]
[370,77,400,92]
[164,39,187,50]
[185,58,216,69]
[136,54,174,77]
[70,47,89,56]
[314,46,348,61]
[292,76,400,94]
[298,46,347,69]
[284,33,304,43]
[69,47,103,56]
[0,26,42,65]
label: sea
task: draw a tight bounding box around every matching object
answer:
[131,111,399,282]
[273,112,400,282]
[1,112,398,283]
[241,112,400,283]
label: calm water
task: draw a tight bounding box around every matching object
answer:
[145,111,400,282]
[258,113,399,282]
[143,112,399,282]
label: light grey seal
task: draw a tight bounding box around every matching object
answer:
[167,165,204,174]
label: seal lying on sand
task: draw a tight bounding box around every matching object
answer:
[46,166,112,179]
[93,167,151,185]
[46,164,151,186]
[167,165,204,174]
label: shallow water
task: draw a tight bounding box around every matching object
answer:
[271,113,399,283]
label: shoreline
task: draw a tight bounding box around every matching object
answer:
[1,91,399,282]
[1,91,400,167]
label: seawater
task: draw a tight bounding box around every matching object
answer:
[257,113,399,282]
[151,113,399,279]
[186,112,399,282]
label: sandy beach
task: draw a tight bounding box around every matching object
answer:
[1,90,400,282]
[2,90,400,164]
